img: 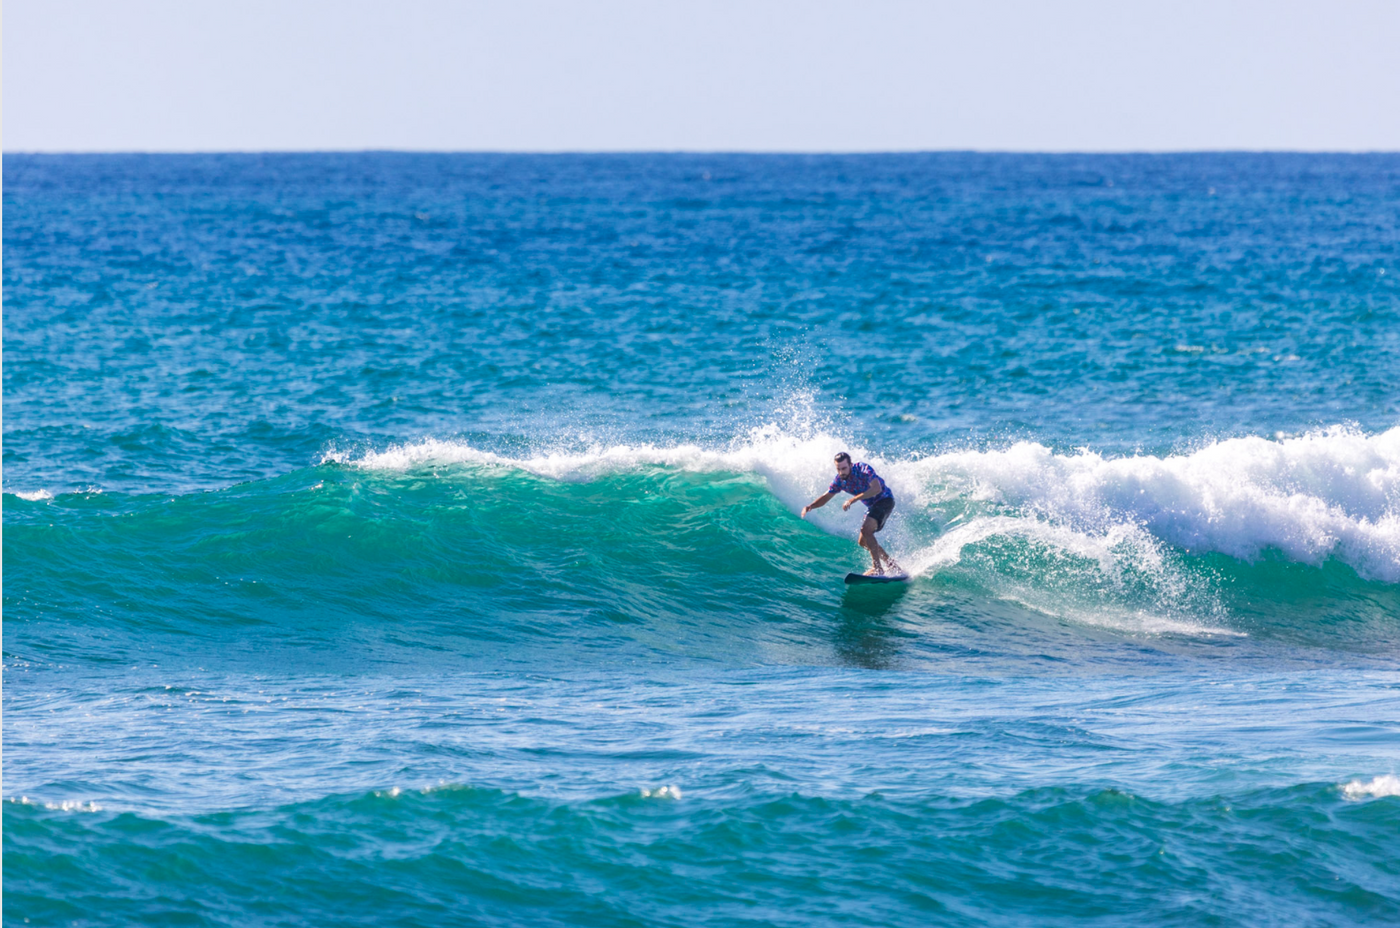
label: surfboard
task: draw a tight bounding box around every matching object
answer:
[844,572,909,585]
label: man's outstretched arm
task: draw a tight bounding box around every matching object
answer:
[840,478,883,511]
[801,492,837,518]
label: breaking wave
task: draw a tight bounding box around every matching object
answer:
[328,423,1400,584]
[6,424,1398,668]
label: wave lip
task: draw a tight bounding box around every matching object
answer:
[322,425,851,486]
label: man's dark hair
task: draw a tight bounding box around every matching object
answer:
[834,452,852,464]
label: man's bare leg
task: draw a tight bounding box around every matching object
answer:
[859,517,889,574]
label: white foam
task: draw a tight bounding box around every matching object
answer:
[899,515,1233,635]
[326,423,867,519]
[8,796,103,812]
[1341,775,1400,800]
[11,489,54,501]
[640,785,682,800]
[904,515,1160,575]
[896,426,1400,582]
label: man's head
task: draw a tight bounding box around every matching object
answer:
[834,452,852,477]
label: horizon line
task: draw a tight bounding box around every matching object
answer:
[7,148,1400,157]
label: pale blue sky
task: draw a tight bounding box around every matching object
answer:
[6,0,1399,152]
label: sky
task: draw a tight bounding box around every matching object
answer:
[5,0,1399,152]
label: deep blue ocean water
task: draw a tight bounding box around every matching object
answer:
[5,152,1400,926]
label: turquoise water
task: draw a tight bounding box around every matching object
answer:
[5,153,1400,926]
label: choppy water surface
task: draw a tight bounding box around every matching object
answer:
[6,153,1400,926]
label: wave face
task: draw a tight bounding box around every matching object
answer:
[6,153,1400,927]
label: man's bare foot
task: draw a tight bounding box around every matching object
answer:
[864,566,885,576]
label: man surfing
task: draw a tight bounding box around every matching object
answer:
[801,452,902,576]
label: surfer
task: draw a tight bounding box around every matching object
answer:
[801,452,901,576]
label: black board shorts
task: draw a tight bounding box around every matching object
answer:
[865,496,895,532]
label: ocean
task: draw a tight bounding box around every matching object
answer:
[4,152,1399,926]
